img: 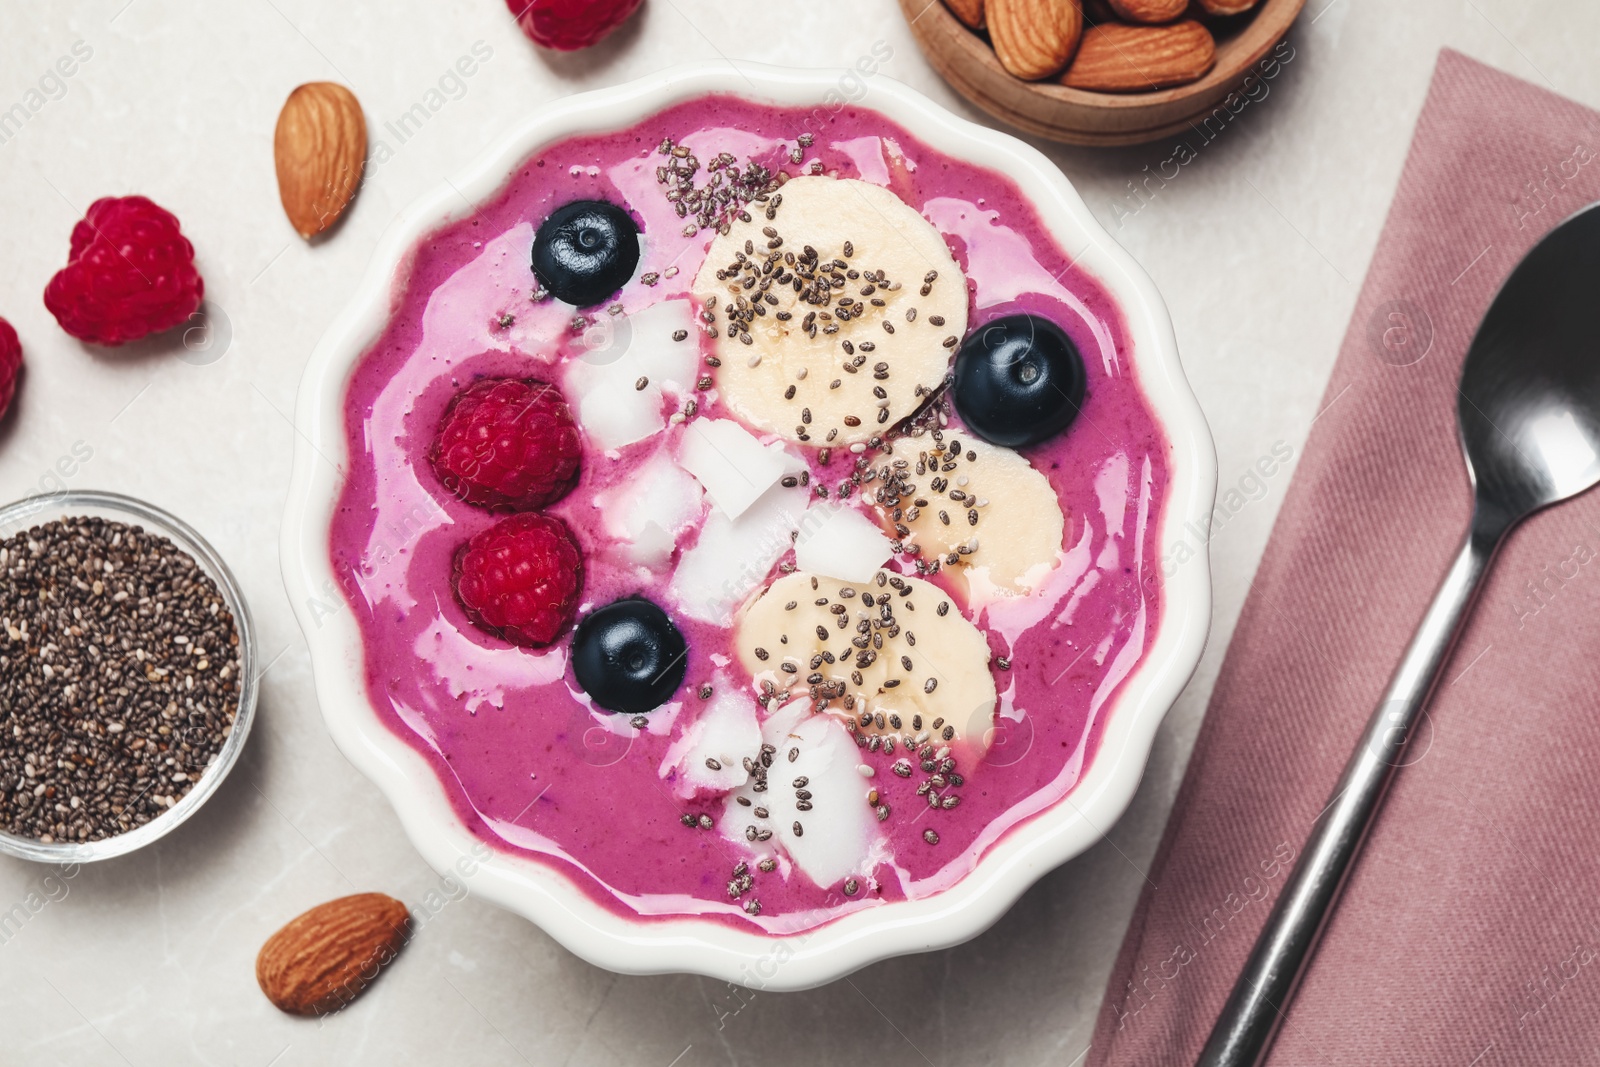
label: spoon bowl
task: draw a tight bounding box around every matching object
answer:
[1461,202,1600,525]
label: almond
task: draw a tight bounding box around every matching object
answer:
[274,82,366,240]
[988,0,1083,81]
[944,0,986,30]
[1192,0,1260,14]
[256,893,410,1016]
[1062,20,1215,92]
[1108,0,1187,21]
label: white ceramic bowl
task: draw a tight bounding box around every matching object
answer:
[281,63,1216,990]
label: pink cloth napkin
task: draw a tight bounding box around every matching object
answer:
[1088,50,1600,1066]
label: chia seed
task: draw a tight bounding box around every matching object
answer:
[0,518,242,843]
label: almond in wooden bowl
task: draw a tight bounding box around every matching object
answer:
[988,0,1082,80]
[1064,20,1217,92]
[1107,0,1188,22]
[909,0,1306,146]
[947,0,986,29]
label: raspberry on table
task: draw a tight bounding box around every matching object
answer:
[506,0,642,51]
[0,318,21,421]
[452,513,584,648]
[429,377,581,511]
[43,196,204,346]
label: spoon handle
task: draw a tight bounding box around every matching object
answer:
[1197,515,1503,1067]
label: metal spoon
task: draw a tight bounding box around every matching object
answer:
[1198,202,1600,1067]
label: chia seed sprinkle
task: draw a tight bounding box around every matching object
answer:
[0,518,242,843]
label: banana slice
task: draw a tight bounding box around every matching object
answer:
[692,176,968,447]
[873,431,1064,598]
[734,570,997,756]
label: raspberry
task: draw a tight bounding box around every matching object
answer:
[43,196,204,346]
[452,513,583,648]
[429,378,581,510]
[506,0,642,50]
[0,318,21,420]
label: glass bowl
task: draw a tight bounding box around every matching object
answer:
[0,490,258,863]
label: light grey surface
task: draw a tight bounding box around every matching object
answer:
[0,2,1592,1064]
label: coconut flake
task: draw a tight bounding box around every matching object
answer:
[669,480,805,625]
[679,418,786,519]
[564,355,665,451]
[561,299,703,451]
[749,710,878,888]
[794,503,893,582]
[661,676,760,798]
[626,299,699,391]
[595,450,705,569]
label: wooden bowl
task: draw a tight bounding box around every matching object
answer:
[899,0,1307,146]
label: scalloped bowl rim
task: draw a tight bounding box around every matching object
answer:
[280,62,1216,991]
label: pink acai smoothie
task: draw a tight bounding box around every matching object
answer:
[330,96,1170,934]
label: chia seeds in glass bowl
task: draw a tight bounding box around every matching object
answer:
[0,491,257,863]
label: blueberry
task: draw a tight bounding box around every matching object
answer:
[952,314,1086,447]
[571,597,687,714]
[532,200,641,308]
